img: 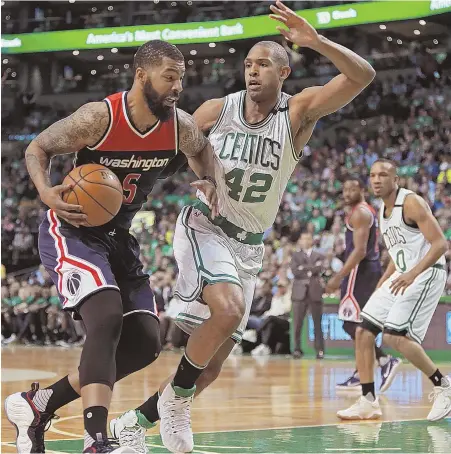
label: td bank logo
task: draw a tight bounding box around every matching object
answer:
[316,12,331,25]
[430,0,451,11]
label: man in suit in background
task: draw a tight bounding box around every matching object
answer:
[290,232,326,359]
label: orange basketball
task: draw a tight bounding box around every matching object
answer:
[62,164,123,227]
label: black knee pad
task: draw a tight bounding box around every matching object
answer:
[360,318,382,337]
[115,313,161,381]
[343,321,358,340]
[78,289,123,389]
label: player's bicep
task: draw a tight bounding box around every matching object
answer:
[292,74,370,121]
[351,211,372,252]
[177,108,209,157]
[406,196,446,245]
[192,98,225,133]
[33,101,109,156]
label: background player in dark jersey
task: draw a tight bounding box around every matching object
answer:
[326,177,400,392]
[5,40,218,454]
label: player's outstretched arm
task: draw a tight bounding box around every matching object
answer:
[25,101,109,226]
[177,108,219,218]
[270,1,375,121]
[192,98,225,134]
[390,195,448,295]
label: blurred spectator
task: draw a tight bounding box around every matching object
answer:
[290,233,326,359]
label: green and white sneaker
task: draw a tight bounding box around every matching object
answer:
[158,383,196,453]
[110,410,155,454]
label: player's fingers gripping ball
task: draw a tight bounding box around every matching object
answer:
[62,164,123,227]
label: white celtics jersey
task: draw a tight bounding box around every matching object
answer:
[203,90,300,233]
[379,188,445,273]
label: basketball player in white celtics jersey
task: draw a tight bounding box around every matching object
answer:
[111,2,376,451]
[338,159,451,421]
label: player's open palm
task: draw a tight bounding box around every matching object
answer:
[40,184,88,227]
[269,0,320,48]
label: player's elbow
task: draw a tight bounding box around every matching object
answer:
[355,247,367,260]
[364,66,376,85]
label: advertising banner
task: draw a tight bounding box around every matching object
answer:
[2,1,451,54]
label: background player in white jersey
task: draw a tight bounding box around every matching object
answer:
[337,159,451,422]
[111,2,376,452]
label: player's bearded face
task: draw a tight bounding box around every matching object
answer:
[143,78,176,122]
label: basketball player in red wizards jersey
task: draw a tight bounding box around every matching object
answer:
[5,40,218,453]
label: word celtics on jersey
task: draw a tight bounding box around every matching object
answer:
[379,188,446,273]
[207,90,300,233]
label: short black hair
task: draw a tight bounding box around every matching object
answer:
[251,41,289,67]
[344,175,365,188]
[372,159,398,173]
[133,40,184,71]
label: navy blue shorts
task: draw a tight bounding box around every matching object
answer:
[39,210,157,318]
[339,260,382,322]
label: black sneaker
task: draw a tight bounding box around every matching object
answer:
[83,438,138,453]
[4,382,58,453]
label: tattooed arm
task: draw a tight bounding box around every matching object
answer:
[25,101,109,226]
[177,108,218,217]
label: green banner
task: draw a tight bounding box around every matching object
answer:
[2,1,451,54]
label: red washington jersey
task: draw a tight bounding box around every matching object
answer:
[74,91,178,229]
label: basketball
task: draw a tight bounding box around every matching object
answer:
[62,164,123,227]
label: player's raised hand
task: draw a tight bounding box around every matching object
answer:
[389,271,417,296]
[191,179,219,219]
[269,0,320,48]
[40,184,89,228]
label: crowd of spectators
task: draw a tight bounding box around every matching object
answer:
[2,51,451,352]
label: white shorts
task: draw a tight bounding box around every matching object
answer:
[173,206,264,343]
[361,265,447,343]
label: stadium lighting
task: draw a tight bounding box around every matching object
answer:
[108,6,114,11]
[229,48,236,53]
[91,7,97,12]
[379,24,386,30]
[72,50,79,55]
[190,50,197,55]
[5,15,10,20]
[124,64,130,69]
[188,60,194,65]
[414,29,421,35]
[171,2,177,6]
[433,39,438,44]
[204,59,210,64]
[219,58,225,63]
[97,55,104,60]
[91,70,96,75]
[187,0,193,5]
[111,48,118,53]
[114,68,119,74]
[387,36,392,41]
[209,43,216,48]
[397,39,402,45]
[154,0,159,3]
[108,64,113,70]
[1,2,5,5]
[3,58,8,64]
[11,72,16,78]
[419,20,426,25]
[68,0,75,3]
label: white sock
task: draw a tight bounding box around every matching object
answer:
[32,389,53,413]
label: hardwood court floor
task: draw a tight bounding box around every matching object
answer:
[1,346,450,453]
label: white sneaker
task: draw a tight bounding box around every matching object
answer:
[110,410,151,454]
[337,396,382,420]
[157,383,195,453]
[251,344,271,356]
[231,343,243,356]
[427,377,451,421]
